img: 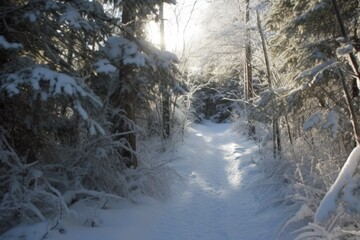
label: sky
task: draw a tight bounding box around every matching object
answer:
[146,0,210,56]
[146,0,253,71]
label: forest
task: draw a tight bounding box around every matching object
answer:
[1,0,360,239]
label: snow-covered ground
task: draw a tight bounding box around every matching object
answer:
[2,122,296,240]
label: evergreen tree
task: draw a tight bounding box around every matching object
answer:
[0,0,181,233]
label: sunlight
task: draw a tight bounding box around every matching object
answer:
[145,1,209,54]
[146,19,182,52]
[189,171,224,197]
[146,22,161,47]
[221,142,243,188]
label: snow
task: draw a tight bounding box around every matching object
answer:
[0,36,23,50]
[295,59,337,83]
[59,7,82,29]
[281,203,314,234]
[303,111,322,131]
[73,101,89,120]
[322,110,340,137]
[141,42,180,71]
[3,66,96,102]
[45,1,59,10]
[88,120,106,136]
[293,1,327,24]
[314,146,360,224]
[160,50,180,64]
[336,43,353,56]
[336,37,347,44]
[93,59,117,74]
[1,122,294,240]
[31,67,84,96]
[102,37,145,67]
[24,11,38,22]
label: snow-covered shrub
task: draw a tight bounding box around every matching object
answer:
[263,107,360,238]
[289,147,360,240]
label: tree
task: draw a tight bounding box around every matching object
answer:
[244,0,253,101]
[0,0,181,233]
[160,3,171,138]
[266,0,359,147]
[263,0,360,235]
[0,0,114,231]
[256,10,281,157]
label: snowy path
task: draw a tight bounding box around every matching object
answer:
[147,122,291,240]
[2,122,293,240]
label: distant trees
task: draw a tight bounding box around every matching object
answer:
[189,65,242,123]
[0,0,181,233]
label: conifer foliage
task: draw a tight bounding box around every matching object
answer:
[0,0,180,233]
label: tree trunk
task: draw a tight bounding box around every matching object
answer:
[284,112,293,145]
[332,0,360,146]
[276,120,281,153]
[243,0,255,136]
[160,3,171,138]
[117,1,138,168]
[257,10,280,156]
[256,10,271,90]
[339,70,360,146]
[244,0,253,99]
[332,0,360,83]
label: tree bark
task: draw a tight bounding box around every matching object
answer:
[257,10,280,156]
[284,112,293,145]
[339,70,360,146]
[244,0,253,100]
[160,3,171,138]
[332,0,360,83]
[118,1,138,168]
[243,0,255,136]
[256,10,271,90]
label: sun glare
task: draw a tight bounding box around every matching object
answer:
[146,1,209,57]
[146,20,181,52]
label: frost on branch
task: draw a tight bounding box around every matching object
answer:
[314,146,360,224]
[295,59,338,85]
[303,110,341,137]
[336,43,353,56]
[0,35,23,50]
[322,110,340,138]
[303,111,322,131]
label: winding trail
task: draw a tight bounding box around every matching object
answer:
[2,122,294,240]
[147,122,291,240]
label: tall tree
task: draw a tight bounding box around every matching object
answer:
[119,0,138,168]
[244,0,253,101]
[160,3,171,138]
